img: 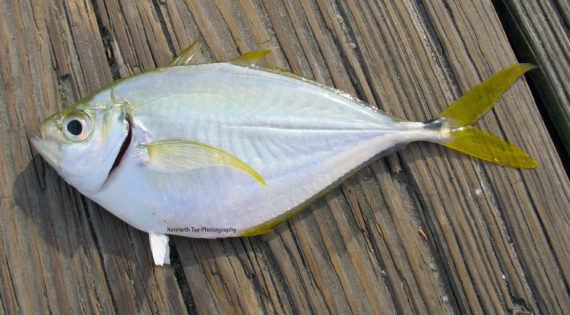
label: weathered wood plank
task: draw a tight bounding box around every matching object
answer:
[0,0,568,314]
[494,0,570,156]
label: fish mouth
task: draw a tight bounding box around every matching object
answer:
[31,134,60,170]
[108,114,133,177]
[32,113,65,170]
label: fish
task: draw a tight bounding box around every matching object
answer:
[32,41,537,265]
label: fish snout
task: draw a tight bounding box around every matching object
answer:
[32,117,62,169]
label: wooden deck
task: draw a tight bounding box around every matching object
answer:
[0,0,568,314]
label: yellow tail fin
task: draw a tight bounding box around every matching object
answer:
[437,64,538,169]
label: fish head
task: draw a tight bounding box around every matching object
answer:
[32,92,130,193]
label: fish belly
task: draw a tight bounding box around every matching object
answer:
[90,64,431,238]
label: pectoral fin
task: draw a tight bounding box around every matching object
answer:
[170,40,209,66]
[138,140,266,186]
[230,49,272,66]
[149,233,170,266]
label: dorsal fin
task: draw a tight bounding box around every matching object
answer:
[265,67,304,80]
[230,50,272,66]
[170,40,208,66]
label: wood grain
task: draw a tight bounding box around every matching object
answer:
[494,0,570,157]
[0,0,568,314]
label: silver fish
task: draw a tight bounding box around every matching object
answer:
[32,42,536,265]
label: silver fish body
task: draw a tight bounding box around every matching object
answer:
[32,48,536,265]
[93,63,436,238]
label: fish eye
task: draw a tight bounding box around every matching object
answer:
[63,112,93,141]
[67,119,82,135]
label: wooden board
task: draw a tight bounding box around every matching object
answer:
[494,0,570,157]
[0,0,568,314]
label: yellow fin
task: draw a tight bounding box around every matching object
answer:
[434,64,538,168]
[141,140,266,186]
[230,49,272,66]
[265,67,305,80]
[241,207,304,237]
[439,64,536,126]
[442,127,538,168]
[170,40,208,66]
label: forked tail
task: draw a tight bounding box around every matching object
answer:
[433,64,538,168]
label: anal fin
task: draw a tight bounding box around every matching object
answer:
[149,233,170,266]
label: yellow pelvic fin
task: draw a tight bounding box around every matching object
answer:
[438,63,536,126]
[142,140,266,186]
[230,49,272,67]
[436,63,538,168]
[170,40,208,66]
